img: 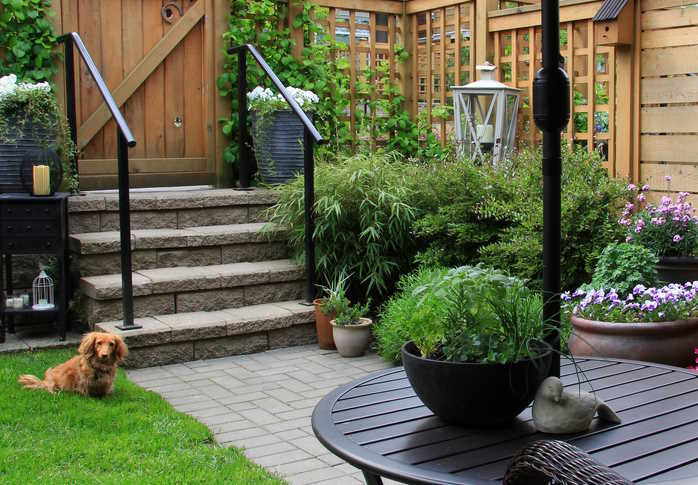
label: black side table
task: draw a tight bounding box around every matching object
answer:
[0,192,70,342]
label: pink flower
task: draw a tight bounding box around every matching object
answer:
[674,234,683,242]
[641,184,650,192]
[637,193,646,203]
[665,175,672,182]
[626,235,633,243]
[627,184,637,192]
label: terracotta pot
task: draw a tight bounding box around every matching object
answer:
[313,299,336,350]
[569,315,698,367]
[402,341,551,427]
[657,256,698,285]
[331,318,372,357]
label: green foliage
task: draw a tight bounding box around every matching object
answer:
[267,151,419,303]
[218,0,351,179]
[0,81,78,193]
[317,270,350,315]
[0,0,59,82]
[334,299,370,326]
[414,144,628,290]
[375,265,546,364]
[0,349,283,483]
[590,242,659,296]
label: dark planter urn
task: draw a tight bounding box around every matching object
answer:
[0,114,56,194]
[657,256,698,285]
[251,110,305,184]
[401,341,551,427]
[569,315,698,367]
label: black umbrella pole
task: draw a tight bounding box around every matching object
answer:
[534,0,570,377]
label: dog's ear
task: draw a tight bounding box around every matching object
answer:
[78,332,97,358]
[113,335,128,364]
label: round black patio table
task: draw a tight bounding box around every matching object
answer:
[312,357,698,484]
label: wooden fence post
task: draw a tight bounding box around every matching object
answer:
[399,6,414,120]
[289,1,304,59]
[475,0,498,69]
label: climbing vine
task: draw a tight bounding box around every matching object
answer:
[0,0,59,82]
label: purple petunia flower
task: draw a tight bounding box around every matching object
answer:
[627,183,637,191]
[666,175,672,182]
[674,234,683,242]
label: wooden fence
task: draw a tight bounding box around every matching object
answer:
[46,0,698,192]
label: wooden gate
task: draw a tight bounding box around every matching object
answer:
[51,0,229,190]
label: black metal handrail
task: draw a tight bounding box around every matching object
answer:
[228,44,323,304]
[57,32,140,331]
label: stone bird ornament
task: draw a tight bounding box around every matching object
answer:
[532,376,621,434]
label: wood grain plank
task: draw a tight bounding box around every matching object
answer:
[183,21,204,157]
[78,0,103,158]
[642,7,698,30]
[122,0,145,158]
[641,105,698,134]
[143,0,165,159]
[642,162,698,191]
[79,172,212,190]
[440,7,447,145]
[642,25,698,49]
[426,9,432,128]
[79,157,208,174]
[164,3,185,157]
[488,1,603,32]
[641,46,698,79]
[100,0,123,158]
[643,0,698,10]
[642,75,698,104]
[641,135,698,162]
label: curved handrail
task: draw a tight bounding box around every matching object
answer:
[228,44,324,144]
[57,32,136,147]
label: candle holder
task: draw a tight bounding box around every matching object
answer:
[32,270,55,310]
[21,148,63,196]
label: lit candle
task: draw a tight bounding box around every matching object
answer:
[32,165,50,195]
[476,124,495,144]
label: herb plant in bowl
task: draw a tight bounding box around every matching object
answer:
[377,265,552,426]
[331,300,372,358]
[313,271,350,350]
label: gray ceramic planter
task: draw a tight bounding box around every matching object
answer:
[331,318,372,357]
[250,110,305,184]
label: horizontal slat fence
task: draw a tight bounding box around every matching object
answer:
[640,0,698,201]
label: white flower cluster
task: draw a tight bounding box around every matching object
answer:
[246,85,318,110]
[0,74,51,102]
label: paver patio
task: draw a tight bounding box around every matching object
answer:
[127,345,400,485]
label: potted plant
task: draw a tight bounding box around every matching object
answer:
[564,283,698,367]
[621,182,698,283]
[376,265,552,427]
[0,74,78,194]
[331,300,372,358]
[246,86,319,184]
[313,271,351,350]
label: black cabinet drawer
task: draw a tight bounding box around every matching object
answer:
[1,221,57,236]
[1,238,57,253]
[2,203,57,220]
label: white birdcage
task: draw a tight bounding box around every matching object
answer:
[32,270,55,310]
[452,62,520,164]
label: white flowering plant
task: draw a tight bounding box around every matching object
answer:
[246,86,319,115]
[0,74,78,192]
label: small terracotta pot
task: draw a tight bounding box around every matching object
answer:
[569,315,698,367]
[331,318,372,357]
[313,298,336,350]
[657,256,698,285]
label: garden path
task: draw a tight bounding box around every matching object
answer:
[127,345,402,485]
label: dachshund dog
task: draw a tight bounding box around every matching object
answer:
[18,332,128,397]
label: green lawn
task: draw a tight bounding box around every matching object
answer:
[0,349,285,484]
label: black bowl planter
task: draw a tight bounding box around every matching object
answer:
[251,110,306,184]
[657,256,698,285]
[401,341,552,427]
[0,115,56,194]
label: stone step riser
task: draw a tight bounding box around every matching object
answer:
[69,204,273,234]
[84,280,306,324]
[76,242,288,276]
[94,301,316,368]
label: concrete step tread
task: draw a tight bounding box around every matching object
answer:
[69,188,278,213]
[81,259,304,300]
[70,223,283,255]
[94,300,314,348]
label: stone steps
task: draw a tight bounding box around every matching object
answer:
[69,188,277,233]
[70,223,288,276]
[81,259,306,324]
[95,300,315,368]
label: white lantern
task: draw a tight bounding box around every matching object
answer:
[452,62,520,164]
[32,270,55,310]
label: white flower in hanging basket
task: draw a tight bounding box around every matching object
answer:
[246,85,318,114]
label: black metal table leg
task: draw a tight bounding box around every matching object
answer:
[5,254,14,334]
[362,471,383,485]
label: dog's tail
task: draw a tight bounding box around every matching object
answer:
[18,374,53,392]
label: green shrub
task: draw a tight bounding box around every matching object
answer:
[415,145,628,290]
[590,242,659,296]
[375,265,545,364]
[267,151,420,303]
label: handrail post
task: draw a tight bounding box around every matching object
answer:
[303,126,316,304]
[237,51,250,189]
[115,129,140,330]
[63,39,79,182]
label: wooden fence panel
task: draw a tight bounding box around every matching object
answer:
[639,0,698,198]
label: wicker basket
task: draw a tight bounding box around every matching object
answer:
[503,440,633,485]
